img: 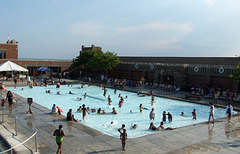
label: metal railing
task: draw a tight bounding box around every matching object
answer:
[0,108,38,154]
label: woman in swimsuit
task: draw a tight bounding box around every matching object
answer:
[149,108,155,120]
[208,103,215,123]
[158,121,176,130]
[6,91,13,110]
[149,122,158,131]
[53,125,66,154]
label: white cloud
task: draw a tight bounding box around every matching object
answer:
[116,22,193,35]
[68,21,193,55]
[115,22,193,52]
[68,21,104,37]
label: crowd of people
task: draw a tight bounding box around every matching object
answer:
[189,86,238,102]
[0,78,236,152]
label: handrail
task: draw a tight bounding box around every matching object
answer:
[0,111,38,153]
[0,131,37,154]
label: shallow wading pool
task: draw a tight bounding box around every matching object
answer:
[7,84,234,138]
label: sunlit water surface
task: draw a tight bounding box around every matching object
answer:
[8,84,234,138]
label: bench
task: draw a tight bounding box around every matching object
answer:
[185,94,201,100]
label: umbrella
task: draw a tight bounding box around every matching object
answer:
[0,61,28,72]
[36,67,52,71]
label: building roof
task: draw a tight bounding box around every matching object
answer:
[119,56,240,66]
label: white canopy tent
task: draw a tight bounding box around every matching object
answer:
[0,61,28,72]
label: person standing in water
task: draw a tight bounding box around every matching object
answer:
[226,103,233,122]
[82,104,89,120]
[53,125,66,154]
[103,87,107,97]
[162,111,166,122]
[139,104,143,112]
[149,108,155,120]
[192,109,197,120]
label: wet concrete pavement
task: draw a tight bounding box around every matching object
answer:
[0,79,240,154]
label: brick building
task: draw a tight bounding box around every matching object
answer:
[1,40,239,90]
[109,57,240,90]
[80,45,102,55]
[0,40,71,76]
[0,39,18,59]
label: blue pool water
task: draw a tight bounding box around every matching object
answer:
[7,84,233,138]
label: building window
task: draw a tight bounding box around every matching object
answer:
[0,50,2,59]
[3,50,6,59]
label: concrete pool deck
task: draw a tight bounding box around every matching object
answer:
[0,80,240,153]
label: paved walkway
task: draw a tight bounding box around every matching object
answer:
[0,80,240,154]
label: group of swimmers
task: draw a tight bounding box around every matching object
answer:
[181,109,197,120]
[149,108,173,122]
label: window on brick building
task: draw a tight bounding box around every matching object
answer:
[3,50,6,59]
[0,50,2,59]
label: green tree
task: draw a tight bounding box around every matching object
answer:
[230,62,240,82]
[71,50,121,72]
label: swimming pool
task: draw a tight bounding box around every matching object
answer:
[8,84,233,138]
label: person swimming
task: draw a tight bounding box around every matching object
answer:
[192,109,197,120]
[131,123,137,129]
[167,112,172,122]
[77,106,82,113]
[112,108,118,114]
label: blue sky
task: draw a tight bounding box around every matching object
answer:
[1,0,240,59]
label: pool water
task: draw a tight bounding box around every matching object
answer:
[8,84,233,138]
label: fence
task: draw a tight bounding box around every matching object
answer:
[0,108,37,154]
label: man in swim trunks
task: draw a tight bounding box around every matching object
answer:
[53,125,66,154]
[162,111,166,122]
[119,129,127,151]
